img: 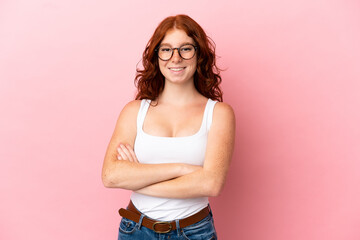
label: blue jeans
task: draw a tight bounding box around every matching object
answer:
[117,209,217,240]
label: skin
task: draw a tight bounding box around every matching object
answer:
[102,28,236,198]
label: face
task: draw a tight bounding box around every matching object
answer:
[158,28,197,85]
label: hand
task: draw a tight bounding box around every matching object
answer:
[117,143,139,163]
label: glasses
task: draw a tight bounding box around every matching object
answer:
[156,44,197,61]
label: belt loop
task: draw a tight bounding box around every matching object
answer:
[208,205,213,217]
[137,214,145,230]
[175,219,181,236]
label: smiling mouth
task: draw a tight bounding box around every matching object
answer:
[168,67,186,72]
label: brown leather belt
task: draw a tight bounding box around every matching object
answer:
[118,201,211,233]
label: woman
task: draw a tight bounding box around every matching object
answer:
[102,14,235,240]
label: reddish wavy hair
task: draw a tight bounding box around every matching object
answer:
[135,14,223,102]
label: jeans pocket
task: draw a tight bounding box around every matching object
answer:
[118,217,138,234]
[182,215,217,240]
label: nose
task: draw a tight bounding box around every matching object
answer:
[171,48,182,62]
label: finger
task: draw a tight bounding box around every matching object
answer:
[119,144,135,162]
[126,144,139,163]
[117,154,122,160]
[117,146,129,161]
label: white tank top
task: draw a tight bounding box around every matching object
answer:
[131,98,217,221]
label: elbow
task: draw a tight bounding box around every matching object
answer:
[102,172,116,188]
[205,177,224,197]
[101,169,137,190]
[101,161,127,188]
[208,184,223,197]
[102,168,121,188]
[102,179,113,188]
[102,174,126,188]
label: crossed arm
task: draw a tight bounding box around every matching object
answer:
[101,100,235,198]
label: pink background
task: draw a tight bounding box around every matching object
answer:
[1,0,359,239]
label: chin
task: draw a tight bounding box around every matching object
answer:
[165,77,193,85]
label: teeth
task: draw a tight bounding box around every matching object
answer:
[170,67,184,71]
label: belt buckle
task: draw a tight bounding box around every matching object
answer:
[152,221,172,233]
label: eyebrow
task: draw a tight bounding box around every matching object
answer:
[159,42,194,47]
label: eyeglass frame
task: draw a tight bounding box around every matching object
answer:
[155,43,198,61]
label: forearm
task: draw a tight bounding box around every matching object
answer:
[102,158,196,190]
[135,168,223,198]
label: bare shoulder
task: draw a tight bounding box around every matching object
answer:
[121,99,142,115]
[116,100,142,122]
[110,100,142,146]
[114,100,142,132]
[213,102,236,124]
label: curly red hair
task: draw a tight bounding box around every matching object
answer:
[135,14,223,102]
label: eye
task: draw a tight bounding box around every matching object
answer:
[160,47,171,52]
[180,45,193,52]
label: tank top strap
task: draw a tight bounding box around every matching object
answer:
[204,99,218,132]
[137,99,151,132]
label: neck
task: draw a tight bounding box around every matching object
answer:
[157,79,200,106]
